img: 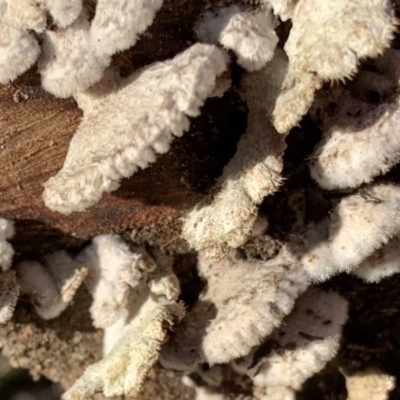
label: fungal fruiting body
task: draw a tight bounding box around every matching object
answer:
[39,0,163,97]
[309,50,400,190]
[296,183,400,282]
[0,0,41,84]
[196,5,278,71]
[165,182,400,374]
[182,50,288,259]
[42,43,229,214]
[344,370,396,400]
[352,235,400,283]
[0,0,162,96]
[0,0,84,85]
[63,236,185,399]
[63,285,184,399]
[271,0,396,133]
[16,250,87,319]
[230,288,348,399]
[161,253,310,370]
[249,289,348,396]
[76,234,156,328]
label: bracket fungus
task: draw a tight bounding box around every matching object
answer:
[309,49,400,190]
[182,50,287,259]
[63,287,184,399]
[271,0,397,133]
[352,235,400,283]
[76,234,157,329]
[295,183,400,282]
[161,252,309,369]
[39,0,164,97]
[165,182,400,375]
[233,288,348,399]
[196,5,278,71]
[0,0,84,85]
[43,43,229,214]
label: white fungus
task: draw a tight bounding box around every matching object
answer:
[91,0,163,57]
[250,289,348,393]
[182,50,287,260]
[344,370,395,400]
[16,250,87,319]
[272,0,396,133]
[39,10,111,99]
[63,242,184,399]
[63,284,184,399]
[309,51,400,190]
[43,43,228,214]
[0,0,41,84]
[196,5,278,71]
[76,234,156,329]
[297,183,400,282]
[352,235,400,283]
[39,0,163,97]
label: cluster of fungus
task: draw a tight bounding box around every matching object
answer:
[2,0,400,399]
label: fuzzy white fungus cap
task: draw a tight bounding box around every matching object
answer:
[1,0,83,85]
[0,0,40,84]
[344,371,395,400]
[310,52,400,190]
[196,5,278,71]
[16,251,87,319]
[161,252,309,369]
[102,247,180,356]
[298,183,400,282]
[262,0,298,21]
[41,0,82,28]
[76,234,156,329]
[91,0,163,57]
[0,270,20,324]
[7,0,47,32]
[182,50,287,259]
[272,0,396,133]
[38,0,163,97]
[0,218,15,271]
[7,0,82,30]
[352,235,400,283]
[39,11,111,98]
[251,289,348,391]
[43,44,229,214]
